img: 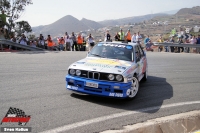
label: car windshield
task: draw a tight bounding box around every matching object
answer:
[88,43,134,61]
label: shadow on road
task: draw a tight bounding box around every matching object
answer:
[70,76,173,113]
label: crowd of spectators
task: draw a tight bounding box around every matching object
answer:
[6,31,96,51]
[1,26,200,54]
[143,34,200,54]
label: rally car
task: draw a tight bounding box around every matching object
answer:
[66,41,148,99]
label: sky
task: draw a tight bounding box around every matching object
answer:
[17,0,200,27]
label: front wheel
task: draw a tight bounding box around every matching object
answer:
[127,76,139,100]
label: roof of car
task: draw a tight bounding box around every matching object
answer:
[99,41,138,47]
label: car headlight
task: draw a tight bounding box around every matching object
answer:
[69,69,75,75]
[108,74,115,81]
[116,75,123,81]
[76,70,81,76]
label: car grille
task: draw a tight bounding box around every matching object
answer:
[69,70,124,82]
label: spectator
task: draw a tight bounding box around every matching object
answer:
[177,37,184,53]
[146,40,154,52]
[82,37,86,51]
[87,34,94,51]
[38,34,45,49]
[64,32,70,51]
[104,30,111,42]
[77,33,83,51]
[114,32,120,41]
[47,35,54,50]
[157,36,164,52]
[196,35,200,54]
[31,41,37,47]
[9,35,16,50]
[58,37,65,51]
[0,10,10,28]
[190,35,197,53]
[144,35,150,46]
[169,36,175,52]
[118,29,125,41]
[19,34,28,45]
[70,32,78,51]
[125,29,131,42]
[136,32,142,45]
[131,33,137,43]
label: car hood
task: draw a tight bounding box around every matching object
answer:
[69,57,135,74]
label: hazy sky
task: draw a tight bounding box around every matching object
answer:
[17,0,200,27]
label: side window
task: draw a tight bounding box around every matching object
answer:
[135,46,141,62]
[138,45,144,57]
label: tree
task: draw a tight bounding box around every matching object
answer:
[14,20,32,36]
[0,0,32,22]
[0,0,32,36]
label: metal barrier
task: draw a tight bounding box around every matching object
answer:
[153,42,200,48]
[0,39,47,51]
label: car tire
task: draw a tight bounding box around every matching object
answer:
[126,76,139,100]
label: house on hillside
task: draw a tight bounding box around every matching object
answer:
[185,27,192,34]
[193,26,200,32]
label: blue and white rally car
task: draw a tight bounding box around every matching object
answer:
[66,42,148,99]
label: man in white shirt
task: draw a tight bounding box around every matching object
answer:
[136,32,142,44]
[64,32,71,51]
[131,33,137,43]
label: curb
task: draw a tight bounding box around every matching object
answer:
[100,110,200,133]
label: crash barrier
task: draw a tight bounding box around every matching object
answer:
[153,42,200,52]
[101,110,200,133]
[153,42,200,48]
[0,39,46,51]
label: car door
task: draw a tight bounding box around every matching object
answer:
[135,45,145,81]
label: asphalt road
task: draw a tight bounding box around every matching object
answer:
[0,51,200,133]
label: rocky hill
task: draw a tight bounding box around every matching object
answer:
[32,15,103,37]
[176,6,200,15]
[80,18,103,30]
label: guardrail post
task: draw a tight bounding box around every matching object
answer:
[0,43,3,52]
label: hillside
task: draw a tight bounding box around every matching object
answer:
[176,6,200,15]
[32,15,92,37]
[98,13,169,26]
[80,18,103,30]
[31,6,200,38]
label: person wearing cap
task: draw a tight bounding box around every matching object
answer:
[125,29,131,42]
[118,29,125,41]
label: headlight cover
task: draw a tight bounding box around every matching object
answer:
[108,74,115,80]
[76,70,81,76]
[69,69,75,75]
[116,75,123,81]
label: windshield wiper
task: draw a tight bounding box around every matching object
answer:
[90,53,102,57]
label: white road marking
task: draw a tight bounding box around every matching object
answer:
[39,101,200,133]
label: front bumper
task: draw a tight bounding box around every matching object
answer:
[66,75,132,98]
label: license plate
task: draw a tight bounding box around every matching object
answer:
[85,82,98,88]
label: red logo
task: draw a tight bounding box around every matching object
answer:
[1,107,31,126]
